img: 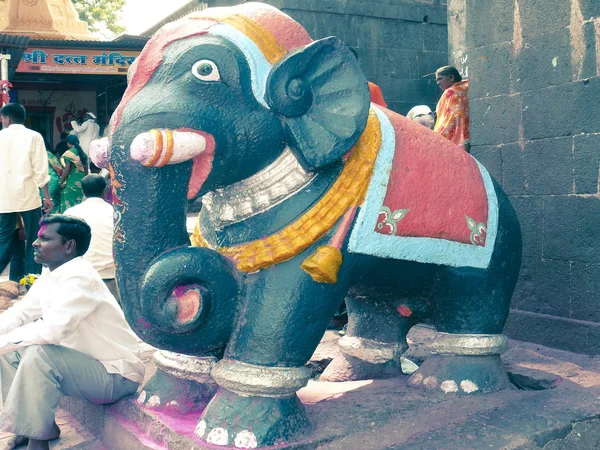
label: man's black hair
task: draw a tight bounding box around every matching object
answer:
[1,103,26,124]
[65,134,89,167]
[60,132,68,140]
[82,174,107,198]
[40,214,92,257]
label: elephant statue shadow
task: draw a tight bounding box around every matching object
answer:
[92,3,521,448]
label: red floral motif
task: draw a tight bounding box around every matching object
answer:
[466,215,487,246]
[375,207,409,236]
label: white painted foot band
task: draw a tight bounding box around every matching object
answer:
[153,350,217,383]
[429,333,508,356]
[211,359,311,398]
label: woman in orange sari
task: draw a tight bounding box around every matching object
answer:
[434,66,470,151]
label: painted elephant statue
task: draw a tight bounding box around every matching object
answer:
[93,3,521,448]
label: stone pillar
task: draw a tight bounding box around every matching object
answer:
[0,54,12,108]
[447,0,468,78]
[0,54,10,81]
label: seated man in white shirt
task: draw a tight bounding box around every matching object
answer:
[63,174,118,301]
[0,214,144,450]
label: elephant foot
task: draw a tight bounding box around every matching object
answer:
[195,388,312,448]
[408,355,511,394]
[136,350,218,414]
[195,359,314,447]
[408,333,511,394]
[320,335,404,381]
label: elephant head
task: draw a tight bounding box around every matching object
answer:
[104,3,371,354]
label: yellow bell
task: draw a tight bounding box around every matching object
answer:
[301,245,343,284]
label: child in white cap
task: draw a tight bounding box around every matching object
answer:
[406,105,435,130]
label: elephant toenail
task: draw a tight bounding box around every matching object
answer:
[460,380,479,393]
[440,380,458,393]
[207,427,229,445]
[194,420,207,438]
[409,373,423,385]
[235,430,258,448]
[136,390,147,404]
[147,395,161,407]
[423,376,438,388]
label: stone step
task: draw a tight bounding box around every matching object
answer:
[0,409,105,450]
[102,414,164,450]
[53,409,106,450]
[104,399,202,450]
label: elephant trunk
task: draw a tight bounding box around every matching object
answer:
[110,125,238,355]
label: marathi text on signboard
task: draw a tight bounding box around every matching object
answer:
[17,48,139,75]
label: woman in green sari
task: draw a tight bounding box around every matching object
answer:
[59,135,89,212]
[46,146,63,214]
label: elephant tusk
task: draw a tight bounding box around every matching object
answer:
[89,137,111,169]
[130,129,208,167]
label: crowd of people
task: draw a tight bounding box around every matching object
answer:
[0,103,117,291]
[405,65,470,150]
[0,107,108,281]
[0,102,138,450]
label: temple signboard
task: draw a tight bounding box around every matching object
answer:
[17,48,139,75]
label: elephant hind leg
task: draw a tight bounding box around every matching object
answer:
[410,213,521,395]
[320,292,430,382]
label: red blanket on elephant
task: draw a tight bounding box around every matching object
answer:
[348,106,497,269]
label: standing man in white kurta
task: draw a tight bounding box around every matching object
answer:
[0,103,53,276]
[63,174,118,301]
[0,214,144,450]
[70,112,100,168]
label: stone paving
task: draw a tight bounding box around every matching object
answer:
[2,325,597,449]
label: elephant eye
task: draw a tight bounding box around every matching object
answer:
[191,60,221,82]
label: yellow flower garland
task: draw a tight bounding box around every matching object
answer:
[19,274,38,287]
[191,109,381,274]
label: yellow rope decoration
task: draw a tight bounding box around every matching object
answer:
[190,221,209,248]
[156,129,174,168]
[190,12,287,64]
[191,109,382,273]
[144,129,163,167]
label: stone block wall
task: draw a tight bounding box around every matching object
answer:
[454,0,600,353]
[208,0,449,115]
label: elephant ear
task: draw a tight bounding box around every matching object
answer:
[266,37,371,171]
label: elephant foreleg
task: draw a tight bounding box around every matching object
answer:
[196,254,352,447]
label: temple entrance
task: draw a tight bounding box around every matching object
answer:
[24,108,54,146]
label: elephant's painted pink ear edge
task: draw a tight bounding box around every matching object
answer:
[130,129,214,168]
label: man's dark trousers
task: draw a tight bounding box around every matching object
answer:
[0,208,42,276]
